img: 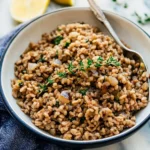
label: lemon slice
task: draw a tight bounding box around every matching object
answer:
[54,0,74,6]
[10,0,50,22]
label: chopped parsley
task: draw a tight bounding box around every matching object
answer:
[38,55,46,63]
[68,62,75,74]
[79,60,85,71]
[87,59,93,68]
[79,88,88,96]
[64,42,71,48]
[97,56,104,62]
[95,56,103,68]
[39,84,47,94]
[106,57,120,66]
[57,72,67,78]
[47,77,54,85]
[95,63,102,68]
[52,36,63,45]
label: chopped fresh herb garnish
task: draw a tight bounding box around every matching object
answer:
[18,82,24,87]
[79,88,88,96]
[47,77,54,85]
[69,117,76,122]
[57,72,67,78]
[112,0,117,2]
[38,55,46,63]
[39,84,47,94]
[80,117,85,124]
[87,59,93,68]
[52,36,63,45]
[79,60,85,71]
[64,42,71,48]
[95,57,103,68]
[55,101,60,107]
[68,62,75,74]
[95,63,102,68]
[106,57,120,66]
[97,56,104,62]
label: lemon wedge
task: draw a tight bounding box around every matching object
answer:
[54,0,74,6]
[10,0,50,22]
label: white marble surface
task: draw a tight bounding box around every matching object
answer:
[0,0,150,149]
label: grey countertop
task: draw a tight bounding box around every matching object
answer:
[1,0,150,149]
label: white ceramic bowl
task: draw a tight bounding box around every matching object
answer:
[0,7,150,148]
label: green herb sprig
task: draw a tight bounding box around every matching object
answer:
[79,61,85,71]
[52,36,63,45]
[68,62,75,74]
[64,42,71,48]
[38,55,46,63]
[106,57,120,66]
[95,56,103,68]
[47,77,54,85]
[79,88,88,96]
[38,77,54,95]
[57,72,67,78]
[38,84,48,95]
[87,59,93,68]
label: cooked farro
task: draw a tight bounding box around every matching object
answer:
[11,23,149,140]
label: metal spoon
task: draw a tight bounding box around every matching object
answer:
[88,0,149,73]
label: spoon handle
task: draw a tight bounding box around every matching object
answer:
[88,0,126,49]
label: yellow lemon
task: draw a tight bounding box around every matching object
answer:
[54,0,74,6]
[10,0,50,22]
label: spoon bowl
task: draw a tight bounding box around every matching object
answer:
[88,0,149,75]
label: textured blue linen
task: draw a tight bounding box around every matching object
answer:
[0,25,72,150]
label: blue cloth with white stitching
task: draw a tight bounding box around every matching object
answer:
[0,25,71,150]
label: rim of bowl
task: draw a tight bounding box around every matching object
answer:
[0,7,150,146]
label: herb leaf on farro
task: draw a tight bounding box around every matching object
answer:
[57,72,67,78]
[52,36,63,45]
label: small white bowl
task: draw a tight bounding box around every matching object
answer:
[0,7,150,148]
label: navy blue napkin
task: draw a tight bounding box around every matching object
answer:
[0,25,72,150]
